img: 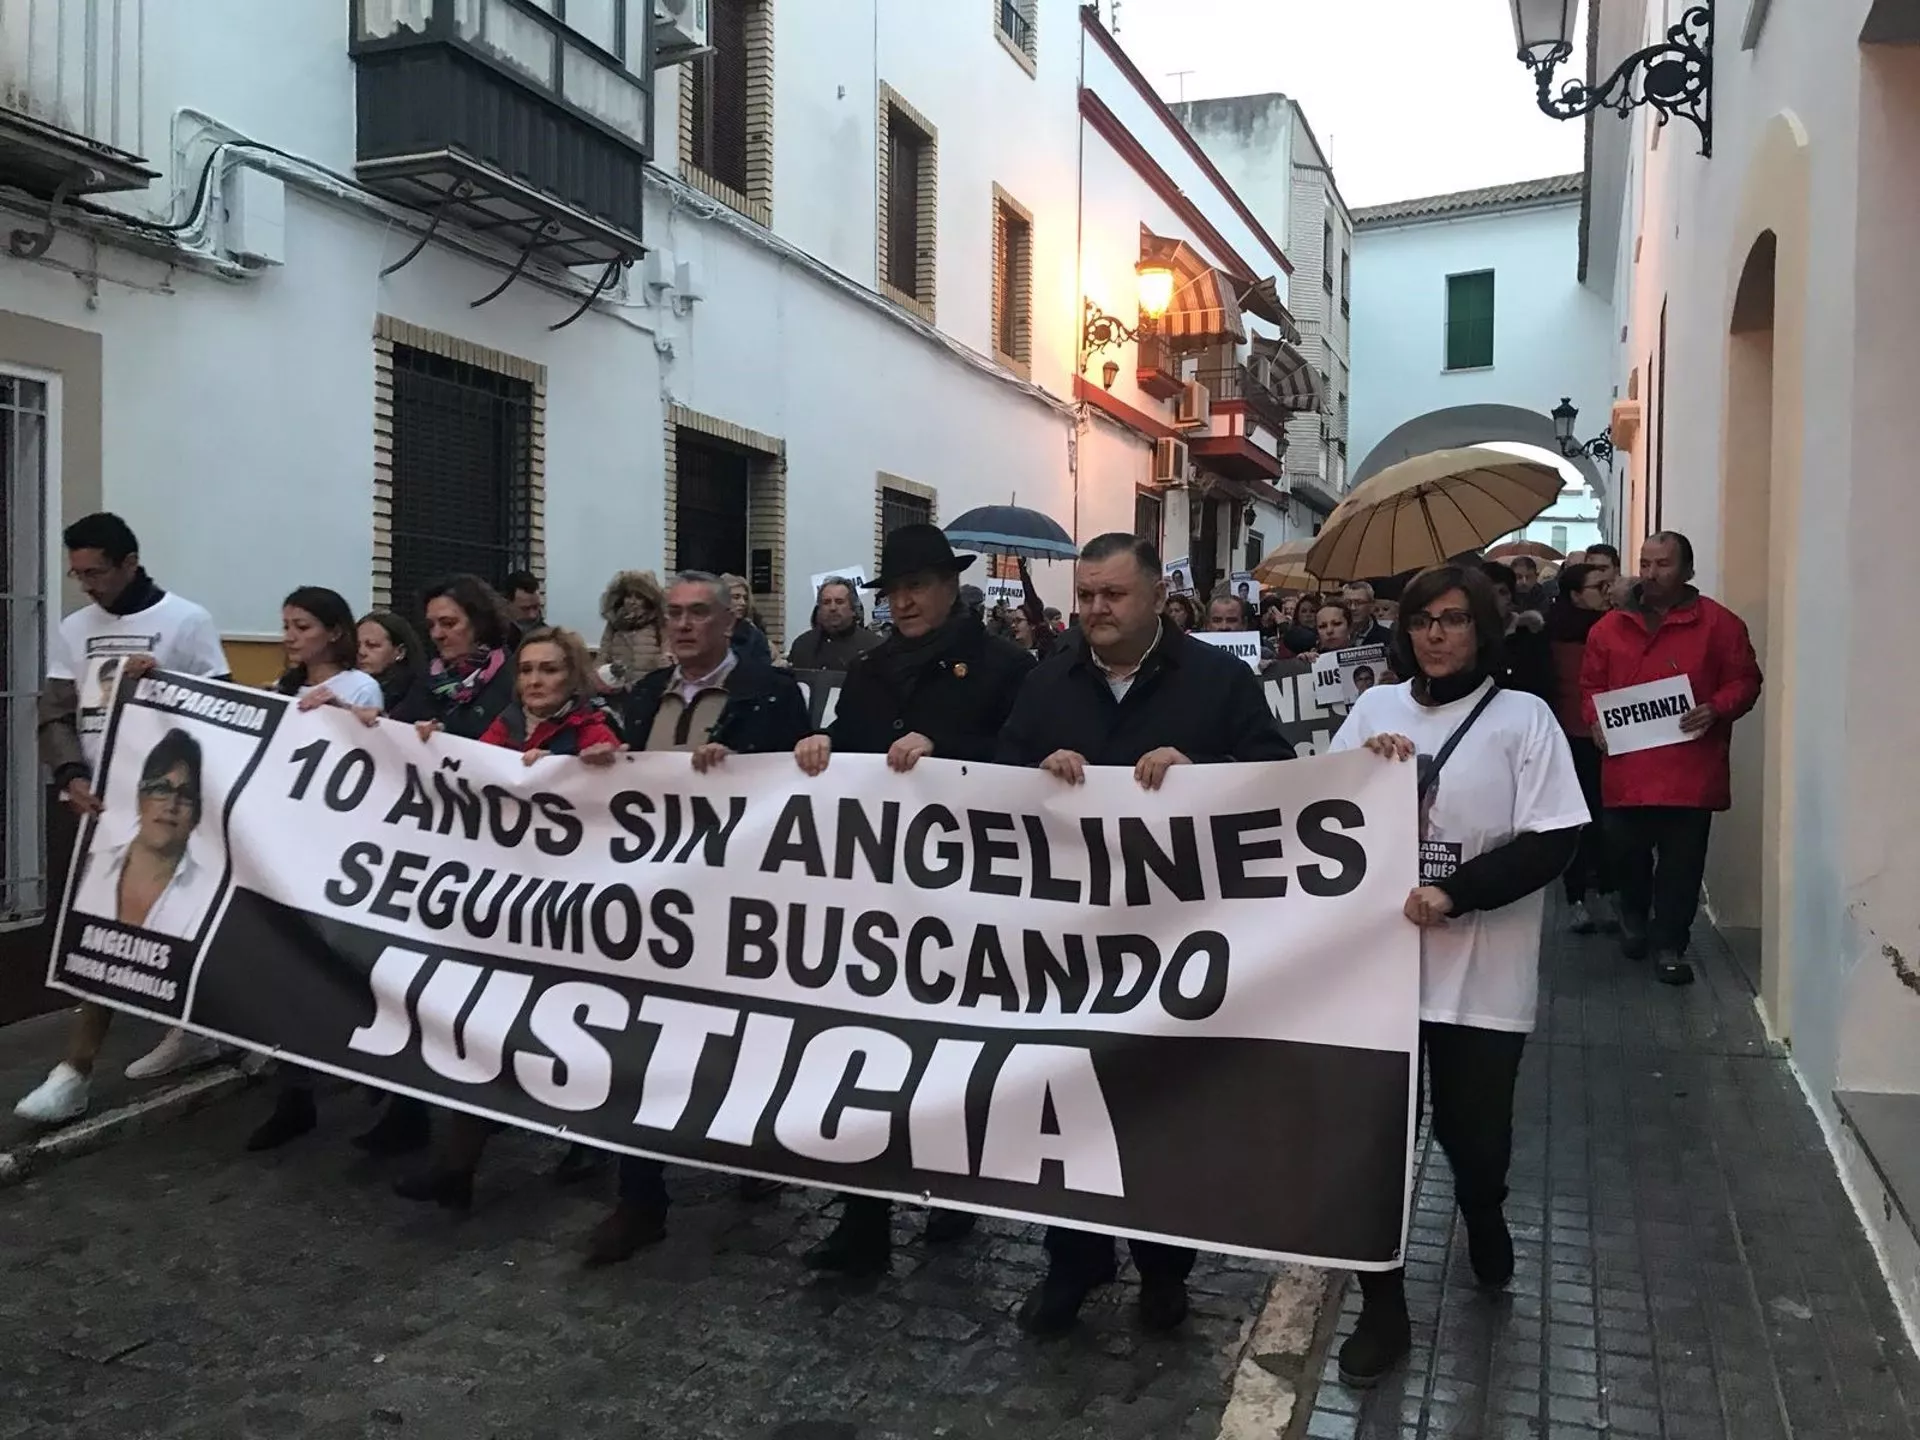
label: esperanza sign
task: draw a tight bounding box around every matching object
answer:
[54,673,1418,1268]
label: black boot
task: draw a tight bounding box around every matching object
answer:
[1464,1207,1514,1289]
[1137,1275,1190,1332]
[1018,1257,1116,1337]
[1338,1272,1412,1388]
[583,1201,667,1266]
[1618,911,1650,961]
[392,1166,474,1213]
[352,1096,432,1157]
[804,1198,891,1276]
[922,1208,977,1244]
[245,1085,317,1152]
[1654,952,1695,986]
[552,1143,602,1185]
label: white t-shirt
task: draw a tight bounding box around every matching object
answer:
[70,832,223,941]
[49,592,229,769]
[299,669,385,711]
[1331,678,1589,1033]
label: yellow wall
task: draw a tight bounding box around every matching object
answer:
[222,639,285,690]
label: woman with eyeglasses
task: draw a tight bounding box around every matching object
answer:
[1329,564,1590,1389]
[69,727,216,940]
[1547,563,1620,933]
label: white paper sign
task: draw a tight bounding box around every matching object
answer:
[1313,644,1389,706]
[1594,675,1698,755]
[1195,631,1263,670]
[1164,557,1194,595]
[983,578,1026,609]
[810,566,869,594]
[1228,571,1258,604]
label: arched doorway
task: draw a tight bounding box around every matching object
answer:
[1709,235,1778,984]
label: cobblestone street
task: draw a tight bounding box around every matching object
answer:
[1303,909,1920,1440]
[0,1086,1281,1440]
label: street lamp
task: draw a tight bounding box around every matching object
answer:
[1551,397,1614,463]
[1082,259,1179,381]
[1510,0,1714,158]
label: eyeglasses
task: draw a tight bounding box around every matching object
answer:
[1403,609,1475,636]
[138,778,196,804]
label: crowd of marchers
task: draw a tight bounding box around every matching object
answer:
[16,509,1760,1390]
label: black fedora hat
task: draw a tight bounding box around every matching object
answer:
[866,523,977,590]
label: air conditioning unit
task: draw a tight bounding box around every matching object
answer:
[1153,437,1190,486]
[655,0,710,61]
[1174,379,1211,429]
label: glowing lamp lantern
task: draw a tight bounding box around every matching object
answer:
[1135,262,1176,323]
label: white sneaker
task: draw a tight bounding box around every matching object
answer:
[124,1028,221,1081]
[15,1062,91,1124]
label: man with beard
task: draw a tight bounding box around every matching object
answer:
[787,576,880,672]
[996,532,1296,1337]
[793,523,1034,1273]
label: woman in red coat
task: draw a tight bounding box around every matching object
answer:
[394,627,622,1209]
[1578,533,1762,986]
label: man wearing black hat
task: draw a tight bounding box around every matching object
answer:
[793,522,1034,1273]
[996,532,1296,1337]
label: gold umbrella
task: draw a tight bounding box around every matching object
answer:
[1485,539,1565,563]
[1252,538,1321,590]
[1305,447,1564,583]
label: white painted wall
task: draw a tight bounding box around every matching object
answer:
[1348,200,1612,479]
[1594,0,1920,1346]
[1,0,1295,642]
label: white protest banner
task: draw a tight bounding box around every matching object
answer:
[1314,644,1389,707]
[1194,631,1262,670]
[1164,557,1194,595]
[56,673,1418,1268]
[810,566,869,594]
[1594,675,1698,756]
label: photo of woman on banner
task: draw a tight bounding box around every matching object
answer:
[71,724,221,941]
[1329,564,1589,1390]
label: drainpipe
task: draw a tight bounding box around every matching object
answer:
[1071,19,1088,547]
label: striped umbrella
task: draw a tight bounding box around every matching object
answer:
[1304,448,1563,584]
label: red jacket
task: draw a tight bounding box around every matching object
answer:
[478,701,622,756]
[1579,591,1762,811]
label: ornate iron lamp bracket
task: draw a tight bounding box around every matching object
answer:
[1527,2,1713,157]
[1080,298,1143,373]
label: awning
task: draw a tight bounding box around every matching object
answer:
[1142,231,1248,350]
[1237,276,1302,344]
[1252,336,1326,414]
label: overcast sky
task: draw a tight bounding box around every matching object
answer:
[1107,0,1587,208]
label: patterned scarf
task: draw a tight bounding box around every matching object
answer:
[429,648,506,709]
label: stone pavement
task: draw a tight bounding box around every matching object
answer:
[0,1077,1299,1440]
[1301,905,1920,1440]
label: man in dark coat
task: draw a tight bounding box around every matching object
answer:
[786,576,881,672]
[793,523,1034,1273]
[997,532,1296,1338]
[581,571,811,1265]
[1482,561,1556,706]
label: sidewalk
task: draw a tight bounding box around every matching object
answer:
[1298,905,1920,1440]
[0,1007,248,1182]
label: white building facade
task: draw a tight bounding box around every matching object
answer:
[1580,0,1920,1342]
[1173,93,1348,540]
[0,0,1308,992]
[1348,175,1615,555]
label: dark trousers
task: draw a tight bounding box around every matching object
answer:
[1360,1022,1526,1304]
[1561,738,1613,901]
[1606,806,1714,954]
[1043,1227,1196,1289]
[617,1156,668,1211]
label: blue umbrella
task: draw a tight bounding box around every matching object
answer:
[944,505,1076,561]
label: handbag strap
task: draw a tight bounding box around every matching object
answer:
[1419,682,1500,803]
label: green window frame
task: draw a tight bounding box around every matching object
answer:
[1445,270,1495,371]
